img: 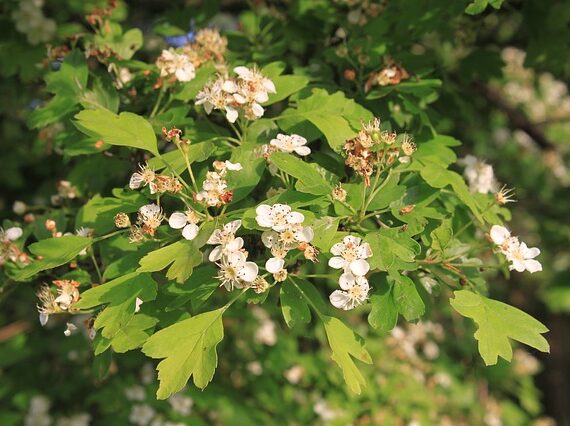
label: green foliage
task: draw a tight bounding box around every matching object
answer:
[142,308,226,398]
[74,109,159,155]
[450,290,550,365]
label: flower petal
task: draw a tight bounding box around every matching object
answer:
[524,259,542,273]
[265,257,285,273]
[208,246,223,262]
[350,259,370,276]
[287,211,305,224]
[294,146,311,156]
[182,224,199,240]
[169,212,188,229]
[339,272,355,290]
[490,225,510,245]
[240,262,259,282]
[328,256,346,269]
[329,290,350,310]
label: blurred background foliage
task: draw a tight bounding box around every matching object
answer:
[0,0,568,425]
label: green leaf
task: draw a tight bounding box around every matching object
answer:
[14,236,92,280]
[142,308,225,398]
[430,219,453,255]
[173,64,216,102]
[368,279,398,332]
[310,217,339,251]
[226,144,265,203]
[138,240,203,284]
[28,50,88,128]
[391,274,425,321]
[74,109,159,155]
[280,280,311,328]
[277,88,373,151]
[270,152,332,195]
[322,316,372,394]
[266,75,310,105]
[450,290,550,365]
[365,228,420,273]
[420,163,483,223]
[164,265,219,311]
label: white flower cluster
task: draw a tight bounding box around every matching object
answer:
[461,155,499,194]
[156,48,196,82]
[255,203,316,282]
[129,163,183,195]
[490,225,542,273]
[11,0,56,45]
[328,236,372,310]
[269,133,311,156]
[195,160,242,207]
[207,220,258,291]
[196,66,276,123]
[0,226,27,266]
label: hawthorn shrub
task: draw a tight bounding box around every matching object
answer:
[1,0,568,424]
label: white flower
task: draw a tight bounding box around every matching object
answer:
[207,220,244,261]
[1,226,23,242]
[461,155,498,194]
[329,273,370,310]
[129,163,156,191]
[129,404,156,426]
[169,210,200,241]
[217,251,258,291]
[138,204,164,234]
[12,201,27,215]
[255,204,305,232]
[506,242,542,273]
[168,394,194,416]
[490,225,542,273]
[270,133,311,156]
[196,77,239,123]
[328,235,372,276]
[233,66,276,94]
[156,49,196,82]
[63,322,77,337]
[125,385,146,401]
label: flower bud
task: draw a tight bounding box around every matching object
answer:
[45,219,57,231]
[114,213,131,228]
[12,201,27,215]
[332,185,347,202]
[343,69,356,81]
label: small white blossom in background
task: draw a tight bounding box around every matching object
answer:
[13,201,27,215]
[140,363,155,385]
[490,225,542,273]
[284,365,305,384]
[129,164,156,191]
[125,385,146,401]
[252,307,277,346]
[247,361,263,376]
[11,0,56,45]
[313,399,338,423]
[168,393,194,416]
[25,395,52,426]
[156,49,196,82]
[196,66,275,123]
[1,226,23,242]
[130,404,156,426]
[269,133,311,156]
[63,322,77,337]
[55,413,91,426]
[460,155,499,194]
[168,210,200,241]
